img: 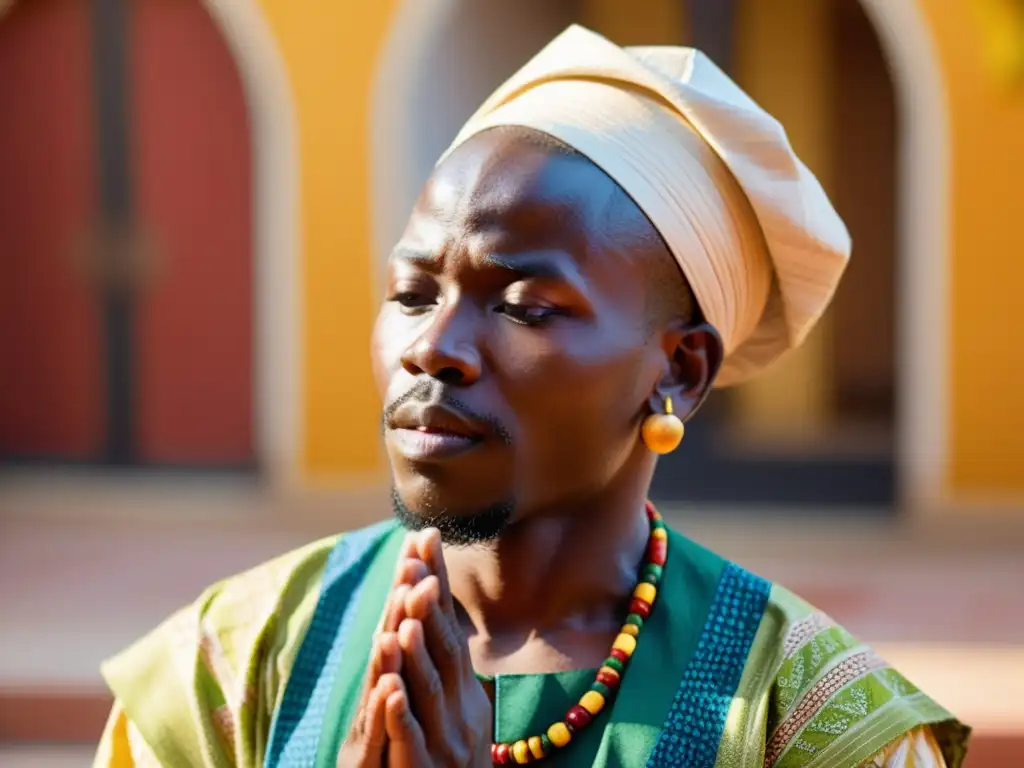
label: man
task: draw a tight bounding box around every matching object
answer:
[95,25,969,768]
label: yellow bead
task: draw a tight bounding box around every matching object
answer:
[612,632,637,656]
[512,740,531,763]
[621,622,640,637]
[580,689,605,715]
[528,736,545,759]
[634,582,657,604]
[548,721,572,747]
[652,527,668,541]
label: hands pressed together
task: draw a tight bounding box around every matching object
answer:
[338,529,493,768]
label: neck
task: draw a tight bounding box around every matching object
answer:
[442,469,654,647]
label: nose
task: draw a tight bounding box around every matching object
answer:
[400,302,482,386]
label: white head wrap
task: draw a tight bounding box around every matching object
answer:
[439,25,851,386]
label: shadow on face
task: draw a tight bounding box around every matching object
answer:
[372,126,717,543]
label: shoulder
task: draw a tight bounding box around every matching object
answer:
[664,526,774,625]
[754,582,970,768]
[101,520,399,766]
[103,531,341,692]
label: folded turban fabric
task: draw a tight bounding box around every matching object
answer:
[439,25,851,387]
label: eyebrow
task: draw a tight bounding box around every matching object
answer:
[390,246,436,266]
[483,252,574,281]
[391,247,578,282]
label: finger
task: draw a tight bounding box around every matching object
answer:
[397,618,446,745]
[355,673,402,756]
[381,584,411,635]
[363,686,388,754]
[375,555,431,637]
[373,537,425,636]
[377,631,402,677]
[416,529,455,616]
[384,684,428,766]
[393,557,431,590]
[353,631,401,733]
[404,576,465,688]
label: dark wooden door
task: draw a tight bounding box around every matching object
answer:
[0,0,104,461]
[0,0,254,470]
[130,0,254,466]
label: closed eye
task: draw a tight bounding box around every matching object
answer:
[391,291,436,312]
[497,302,562,327]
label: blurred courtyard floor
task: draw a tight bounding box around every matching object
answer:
[2,481,1023,765]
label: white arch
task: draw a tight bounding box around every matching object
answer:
[370,0,951,511]
[855,0,950,512]
[202,0,303,490]
[369,0,579,292]
[0,0,303,488]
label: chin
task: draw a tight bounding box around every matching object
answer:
[389,485,515,547]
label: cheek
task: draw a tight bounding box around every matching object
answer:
[507,343,650,506]
[370,311,408,397]
[499,325,653,450]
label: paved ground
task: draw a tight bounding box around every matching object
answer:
[0,746,93,768]
[2,496,1023,764]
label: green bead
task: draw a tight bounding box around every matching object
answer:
[540,733,553,753]
[604,656,624,673]
[641,563,663,582]
[652,519,667,531]
[625,612,644,629]
[591,681,611,698]
[641,573,658,585]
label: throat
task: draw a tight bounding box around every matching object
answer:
[467,624,621,679]
[446,502,653,677]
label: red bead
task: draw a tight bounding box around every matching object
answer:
[647,537,667,566]
[629,598,651,619]
[492,743,511,764]
[610,648,629,664]
[596,669,620,689]
[566,705,593,730]
[645,501,659,520]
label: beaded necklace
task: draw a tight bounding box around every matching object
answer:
[490,501,668,764]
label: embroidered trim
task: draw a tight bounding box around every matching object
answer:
[646,563,772,768]
[198,617,240,706]
[782,612,832,658]
[763,650,889,767]
[265,522,391,768]
[212,705,238,759]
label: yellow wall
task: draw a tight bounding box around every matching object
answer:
[578,0,685,45]
[920,1,1024,495]
[255,0,398,483]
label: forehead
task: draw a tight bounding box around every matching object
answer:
[406,129,631,255]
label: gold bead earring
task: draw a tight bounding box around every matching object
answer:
[641,395,685,454]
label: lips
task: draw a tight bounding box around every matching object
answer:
[387,403,487,461]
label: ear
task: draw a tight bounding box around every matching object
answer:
[647,322,724,421]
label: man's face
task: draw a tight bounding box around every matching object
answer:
[371,129,670,541]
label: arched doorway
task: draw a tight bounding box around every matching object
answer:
[650,0,901,509]
[372,0,931,509]
[0,0,255,469]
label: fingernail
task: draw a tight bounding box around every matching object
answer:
[398,617,419,640]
